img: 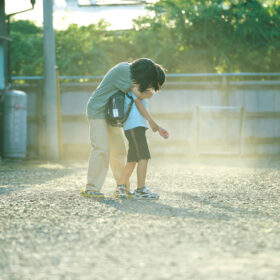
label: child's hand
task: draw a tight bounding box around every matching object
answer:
[158,127,169,139]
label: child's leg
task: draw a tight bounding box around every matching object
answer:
[134,158,159,199]
[137,159,149,189]
[119,161,136,186]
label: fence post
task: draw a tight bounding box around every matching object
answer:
[221,76,229,151]
[221,76,229,106]
[195,105,200,156]
[56,66,63,159]
[239,106,245,156]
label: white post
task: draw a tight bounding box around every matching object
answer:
[43,0,59,160]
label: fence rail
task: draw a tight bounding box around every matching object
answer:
[11,72,280,81]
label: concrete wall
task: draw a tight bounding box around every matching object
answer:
[13,79,280,158]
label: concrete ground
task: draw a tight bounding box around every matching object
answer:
[0,157,280,280]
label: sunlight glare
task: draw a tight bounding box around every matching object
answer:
[5,0,154,30]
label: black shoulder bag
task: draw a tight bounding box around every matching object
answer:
[106,91,134,127]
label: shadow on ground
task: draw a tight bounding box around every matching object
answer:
[81,196,231,221]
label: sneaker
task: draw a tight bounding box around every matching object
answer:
[115,184,128,199]
[133,186,159,200]
[127,191,134,199]
[80,188,105,198]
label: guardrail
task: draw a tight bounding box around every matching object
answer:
[11,72,280,81]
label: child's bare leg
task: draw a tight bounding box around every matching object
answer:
[119,162,136,186]
[137,159,149,189]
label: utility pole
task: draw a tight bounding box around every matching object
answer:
[43,0,59,160]
[0,0,8,90]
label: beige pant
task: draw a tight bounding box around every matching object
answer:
[86,119,127,192]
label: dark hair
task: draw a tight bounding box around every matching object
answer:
[130,58,164,92]
[156,64,166,88]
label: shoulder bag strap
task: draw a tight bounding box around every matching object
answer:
[123,93,134,122]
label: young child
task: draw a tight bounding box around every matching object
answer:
[115,88,169,199]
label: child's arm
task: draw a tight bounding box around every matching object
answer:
[134,97,169,139]
[131,84,169,138]
[131,84,157,131]
[134,98,159,132]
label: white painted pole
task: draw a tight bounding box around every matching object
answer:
[43,0,59,160]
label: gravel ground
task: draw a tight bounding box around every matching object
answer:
[0,157,280,280]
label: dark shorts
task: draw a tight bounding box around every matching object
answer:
[124,127,151,162]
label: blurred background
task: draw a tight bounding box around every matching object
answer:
[0,0,280,160]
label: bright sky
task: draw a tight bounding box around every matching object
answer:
[5,0,156,30]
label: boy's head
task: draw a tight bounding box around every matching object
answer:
[130,58,166,93]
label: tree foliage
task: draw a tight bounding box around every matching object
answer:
[10,20,43,76]
[139,0,280,72]
[10,0,280,76]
